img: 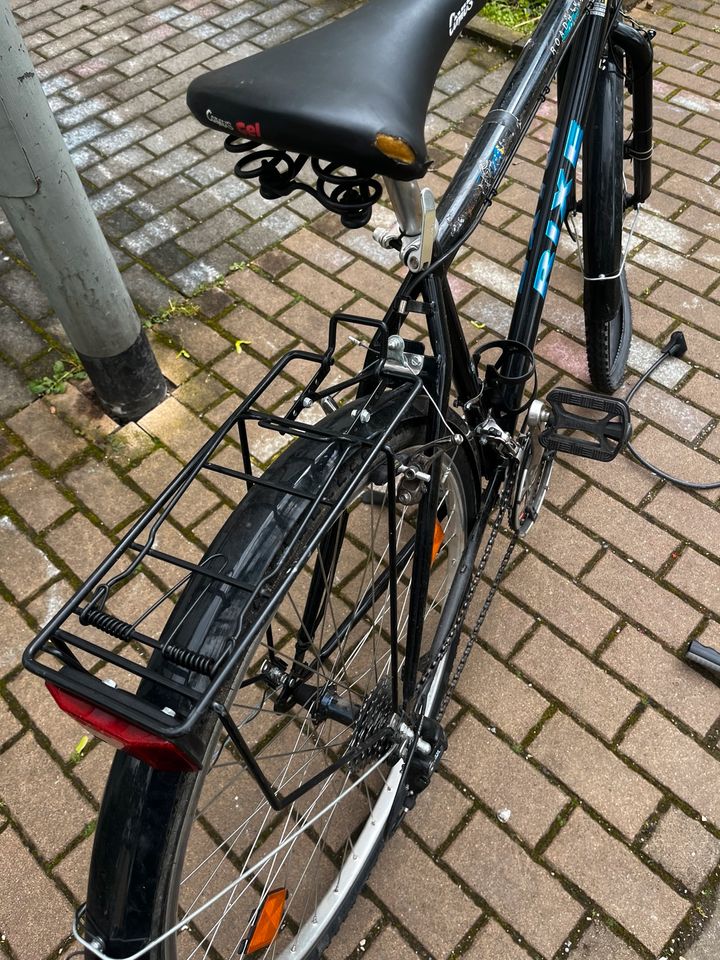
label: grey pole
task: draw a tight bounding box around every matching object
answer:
[0,0,166,422]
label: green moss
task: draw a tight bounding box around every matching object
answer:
[480,0,548,34]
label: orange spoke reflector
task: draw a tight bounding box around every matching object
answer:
[430,518,444,565]
[247,888,287,955]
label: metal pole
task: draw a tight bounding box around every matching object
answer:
[0,0,166,422]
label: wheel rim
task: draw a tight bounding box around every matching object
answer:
[163,450,469,960]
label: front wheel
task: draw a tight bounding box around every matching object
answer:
[582,53,633,394]
[85,394,478,960]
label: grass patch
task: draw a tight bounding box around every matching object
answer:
[480,0,548,34]
[144,298,200,329]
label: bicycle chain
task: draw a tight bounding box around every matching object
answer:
[414,465,519,721]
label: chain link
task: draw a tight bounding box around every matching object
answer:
[414,465,519,719]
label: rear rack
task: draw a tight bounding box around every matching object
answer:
[23,312,423,745]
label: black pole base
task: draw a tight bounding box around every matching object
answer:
[78,330,166,424]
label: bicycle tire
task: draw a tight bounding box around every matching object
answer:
[582,54,633,394]
[84,390,479,960]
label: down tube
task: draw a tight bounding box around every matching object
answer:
[436,0,587,251]
[501,7,610,427]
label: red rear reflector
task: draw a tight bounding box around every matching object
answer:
[46,682,199,772]
[246,888,287,955]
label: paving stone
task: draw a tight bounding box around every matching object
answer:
[48,382,118,440]
[0,267,50,320]
[0,456,70,530]
[53,834,92,903]
[282,263,353,314]
[282,228,354,273]
[2,733,94,860]
[73,740,114,806]
[525,509,600,577]
[322,894,381,960]
[233,209,304,258]
[513,628,638,738]
[7,667,88,760]
[602,625,720,735]
[370,831,479,958]
[361,926,421,960]
[570,918,644,959]
[406,773,472,852]
[504,555,619,652]
[445,812,584,957]
[644,805,720,893]
[0,518,59,603]
[466,920,531,959]
[162,315,230,364]
[666,548,720,619]
[0,364,33,418]
[645,484,720,560]
[44,512,114,581]
[65,460,144,530]
[122,263,177,314]
[547,809,689,953]
[531,712,661,838]
[681,370,720,415]
[686,894,720,960]
[225,266,294,316]
[0,305,47,363]
[622,709,720,826]
[137,395,214,462]
[569,486,678,571]
[219,304,296,358]
[455,647,549,742]
[475,592,536,658]
[104,422,157,468]
[6,401,85,469]
[0,696,22,747]
[583,551,703,650]
[446,715,567,845]
[0,827,72,959]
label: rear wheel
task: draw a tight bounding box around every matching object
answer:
[85,396,478,960]
[582,52,633,394]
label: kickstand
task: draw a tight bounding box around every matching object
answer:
[685,640,720,679]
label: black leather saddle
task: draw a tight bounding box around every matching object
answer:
[187,0,484,181]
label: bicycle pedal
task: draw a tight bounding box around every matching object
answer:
[538,387,631,462]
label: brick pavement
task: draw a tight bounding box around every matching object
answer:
[1,0,720,958]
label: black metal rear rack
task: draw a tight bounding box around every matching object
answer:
[22,312,425,747]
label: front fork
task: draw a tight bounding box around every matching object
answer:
[612,18,655,208]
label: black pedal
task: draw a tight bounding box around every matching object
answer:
[539,388,631,462]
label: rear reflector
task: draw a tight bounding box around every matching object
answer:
[246,888,288,955]
[46,682,199,772]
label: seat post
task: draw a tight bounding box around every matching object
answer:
[383,178,423,236]
[380,178,436,273]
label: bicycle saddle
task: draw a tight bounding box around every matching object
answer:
[187,0,485,181]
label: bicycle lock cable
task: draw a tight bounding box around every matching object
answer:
[624,329,720,492]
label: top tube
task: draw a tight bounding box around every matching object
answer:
[436,0,601,256]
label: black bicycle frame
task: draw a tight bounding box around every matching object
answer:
[390,0,653,710]
[399,0,653,416]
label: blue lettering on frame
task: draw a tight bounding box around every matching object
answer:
[532,119,583,299]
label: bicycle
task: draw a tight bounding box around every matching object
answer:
[23,0,655,957]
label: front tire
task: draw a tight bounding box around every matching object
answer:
[85,394,478,960]
[582,53,633,394]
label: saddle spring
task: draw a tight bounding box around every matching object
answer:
[225,136,382,228]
